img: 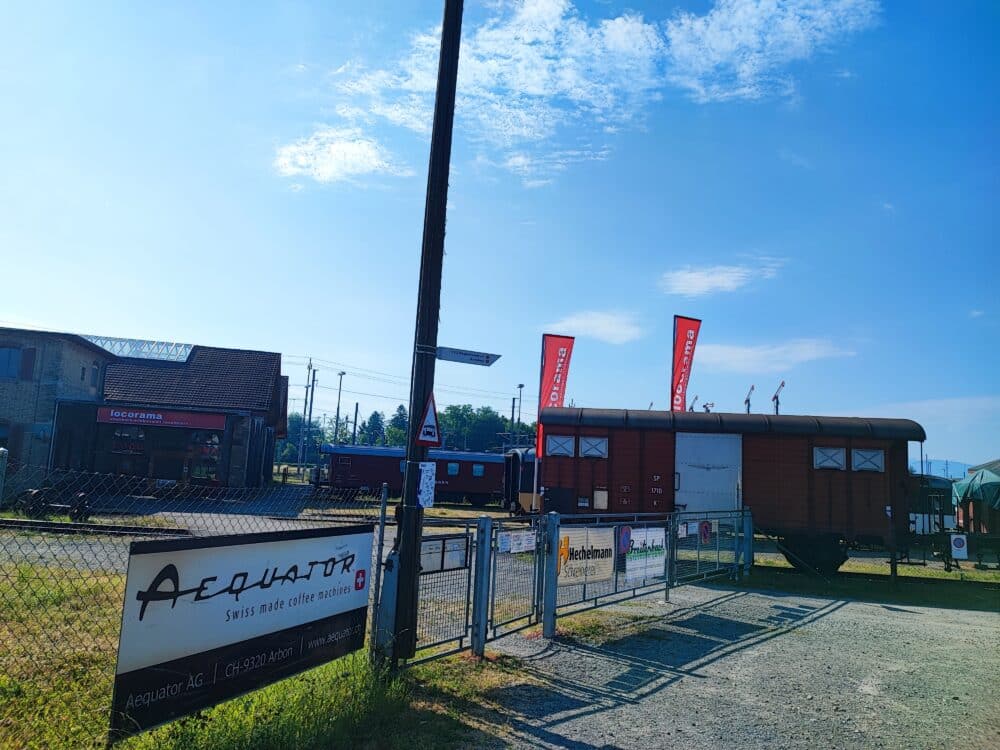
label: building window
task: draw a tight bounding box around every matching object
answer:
[580,437,609,458]
[0,347,21,379]
[546,435,574,457]
[80,366,86,382]
[472,463,485,477]
[447,462,460,476]
[852,449,885,472]
[90,365,99,387]
[813,447,846,470]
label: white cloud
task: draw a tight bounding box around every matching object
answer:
[834,68,856,79]
[273,127,414,184]
[697,338,854,373]
[546,310,643,344]
[881,201,895,213]
[778,147,811,169]
[664,0,879,102]
[659,257,784,297]
[969,310,985,318]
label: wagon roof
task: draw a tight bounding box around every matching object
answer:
[540,408,926,441]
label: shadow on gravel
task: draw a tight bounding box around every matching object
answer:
[487,592,847,747]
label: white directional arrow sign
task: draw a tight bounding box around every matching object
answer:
[436,347,501,367]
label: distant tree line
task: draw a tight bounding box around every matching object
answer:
[274,403,536,463]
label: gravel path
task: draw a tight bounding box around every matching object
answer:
[490,584,1000,750]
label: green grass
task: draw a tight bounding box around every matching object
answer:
[754,551,1000,584]
[0,561,517,749]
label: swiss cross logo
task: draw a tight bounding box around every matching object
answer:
[354,569,367,590]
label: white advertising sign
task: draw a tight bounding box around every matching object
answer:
[557,527,615,583]
[623,527,667,584]
[110,526,372,739]
[418,461,436,508]
[950,533,969,561]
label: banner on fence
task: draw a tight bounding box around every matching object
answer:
[110,525,373,741]
[621,526,667,583]
[557,527,614,583]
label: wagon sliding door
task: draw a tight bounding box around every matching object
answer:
[674,433,742,513]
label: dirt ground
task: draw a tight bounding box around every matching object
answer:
[487,584,1000,750]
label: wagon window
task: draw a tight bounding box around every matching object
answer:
[337,457,351,466]
[580,437,608,458]
[447,462,460,476]
[813,447,846,470]
[546,435,574,457]
[472,463,485,477]
[852,449,884,472]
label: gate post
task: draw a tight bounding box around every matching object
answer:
[470,516,493,657]
[533,515,547,621]
[742,511,754,575]
[0,448,7,507]
[542,512,560,639]
[665,514,676,600]
[370,482,390,661]
[374,550,400,664]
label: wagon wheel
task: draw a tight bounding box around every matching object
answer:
[68,493,90,523]
[19,489,49,520]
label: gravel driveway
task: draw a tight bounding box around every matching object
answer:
[490,584,999,750]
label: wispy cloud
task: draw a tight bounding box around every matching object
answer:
[881,201,895,213]
[547,310,643,344]
[778,147,812,169]
[969,310,985,318]
[659,257,784,297]
[273,127,414,184]
[664,0,879,103]
[278,1,878,186]
[834,68,856,79]
[697,338,855,373]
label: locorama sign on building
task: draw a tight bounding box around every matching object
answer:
[98,407,227,431]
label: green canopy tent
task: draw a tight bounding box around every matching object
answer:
[952,469,1000,511]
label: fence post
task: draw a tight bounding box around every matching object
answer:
[542,512,560,639]
[742,511,754,575]
[470,516,493,657]
[533,515,546,621]
[374,550,400,663]
[370,483,390,662]
[665,514,675,600]
[0,448,7,507]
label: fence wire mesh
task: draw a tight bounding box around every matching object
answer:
[0,462,384,749]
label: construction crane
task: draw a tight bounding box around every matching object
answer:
[688,395,699,412]
[772,380,785,415]
[744,384,755,414]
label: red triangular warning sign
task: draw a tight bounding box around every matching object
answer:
[415,393,442,447]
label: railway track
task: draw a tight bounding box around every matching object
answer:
[0,518,192,537]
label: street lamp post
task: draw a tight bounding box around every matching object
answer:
[334,371,346,445]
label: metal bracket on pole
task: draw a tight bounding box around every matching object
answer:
[470,516,493,657]
[542,512,560,639]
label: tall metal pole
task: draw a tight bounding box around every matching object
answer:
[297,358,312,474]
[517,383,524,447]
[352,402,359,445]
[334,371,346,445]
[394,0,464,664]
[510,397,516,451]
[305,368,317,465]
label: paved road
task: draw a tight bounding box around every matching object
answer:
[487,585,999,750]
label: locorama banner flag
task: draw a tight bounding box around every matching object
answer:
[536,334,575,456]
[671,316,701,411]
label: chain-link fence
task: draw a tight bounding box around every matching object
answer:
[0,461,385,749]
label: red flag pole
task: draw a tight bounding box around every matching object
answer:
[532,335,547,512]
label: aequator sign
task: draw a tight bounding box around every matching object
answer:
[98,407,227,430]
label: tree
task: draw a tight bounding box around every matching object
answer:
[356,411,386,445]
[389,405,408,432]
[274,412,325,464]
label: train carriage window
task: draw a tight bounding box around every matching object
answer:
[337,457,352,466]
[447,462,460,476]
[546,435,574,457]
[472,463,485,477]
[852,449,885,472]
[580,437,608,458]
[813,447,846,470]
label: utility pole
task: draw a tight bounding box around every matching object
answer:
[395,0,464,665]
[352,402,359,445]
[510,397,516,451]
[333,371,346,445]
[297,359,312,475]
[305,367,317,465]
[517,383,524,447]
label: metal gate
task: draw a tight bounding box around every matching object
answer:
[392,509,753,663]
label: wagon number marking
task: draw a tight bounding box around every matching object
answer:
[651,474,661,482]
[650,487,663,495]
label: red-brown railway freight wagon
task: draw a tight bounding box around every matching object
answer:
[538,408,925,574]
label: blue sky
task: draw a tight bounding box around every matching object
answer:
[1,0,996,467]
